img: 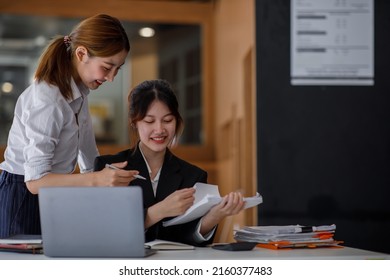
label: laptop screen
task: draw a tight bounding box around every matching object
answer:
[39,186,152,257]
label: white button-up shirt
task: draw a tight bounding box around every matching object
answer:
[0,79,99,181]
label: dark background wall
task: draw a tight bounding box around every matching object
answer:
[256,0,390,254]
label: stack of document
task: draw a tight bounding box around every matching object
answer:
[234,224,343,249]
[0,234,43,254]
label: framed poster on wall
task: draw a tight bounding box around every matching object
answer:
[291,0,374,86]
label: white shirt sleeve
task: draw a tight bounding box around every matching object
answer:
[192,217,217,242]
[2,80,97,181]
[23,100,66,181]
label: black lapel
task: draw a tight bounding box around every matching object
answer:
[125,147,156,207]
[155,149,183,201]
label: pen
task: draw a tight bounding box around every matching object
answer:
[105,164,147,180]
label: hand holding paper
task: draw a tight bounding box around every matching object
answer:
[163,183,263,227]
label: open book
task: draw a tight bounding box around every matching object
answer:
[163,183,263,227]
[145,239,194,250]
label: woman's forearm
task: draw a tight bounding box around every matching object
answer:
[26,172,97,194]
[145,204,165,229]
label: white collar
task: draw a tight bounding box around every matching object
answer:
[138,143,162,182]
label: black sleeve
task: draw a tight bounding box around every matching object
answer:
[93,150,130,171]
[93,156,107,171]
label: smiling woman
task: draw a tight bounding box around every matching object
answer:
[74,49,128,89]
[0,14,138,239]
[0,0,258,245]
[93,79,246,246]
[0,13,204,148]
[0,0,218,191]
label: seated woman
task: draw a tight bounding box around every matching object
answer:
[94,79,245,246]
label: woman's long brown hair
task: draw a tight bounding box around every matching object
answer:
[34,14,130,100]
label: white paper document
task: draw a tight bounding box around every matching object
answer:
[163,183,263,227]
[234,224,338,245]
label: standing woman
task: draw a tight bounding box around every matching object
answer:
[0,14,139,238]
[95,79,246,246]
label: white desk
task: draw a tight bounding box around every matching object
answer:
[150,246,389,260]
[0,246,388,260]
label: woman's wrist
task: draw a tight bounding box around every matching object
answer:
[202,212,222,227]
[146,203,165,226]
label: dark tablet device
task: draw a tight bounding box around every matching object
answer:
[212,242,257,251]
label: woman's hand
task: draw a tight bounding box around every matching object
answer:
[145,188,195,228]
[200,192,245,235]
[158,188,196,217]
[97,161,140,186]
[211,192,245,218]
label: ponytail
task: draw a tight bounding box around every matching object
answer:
[35,36,73,100]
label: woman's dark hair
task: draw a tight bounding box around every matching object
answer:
[128,79,184,148]
[35,14,130,100]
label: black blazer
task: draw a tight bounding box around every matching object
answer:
[94,147,214,246]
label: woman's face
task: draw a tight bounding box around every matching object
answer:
[75,47,128,90]
[136,100,177,154]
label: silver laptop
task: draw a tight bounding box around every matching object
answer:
[39,186,156,258]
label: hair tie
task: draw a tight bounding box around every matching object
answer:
[64,35,72,48]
